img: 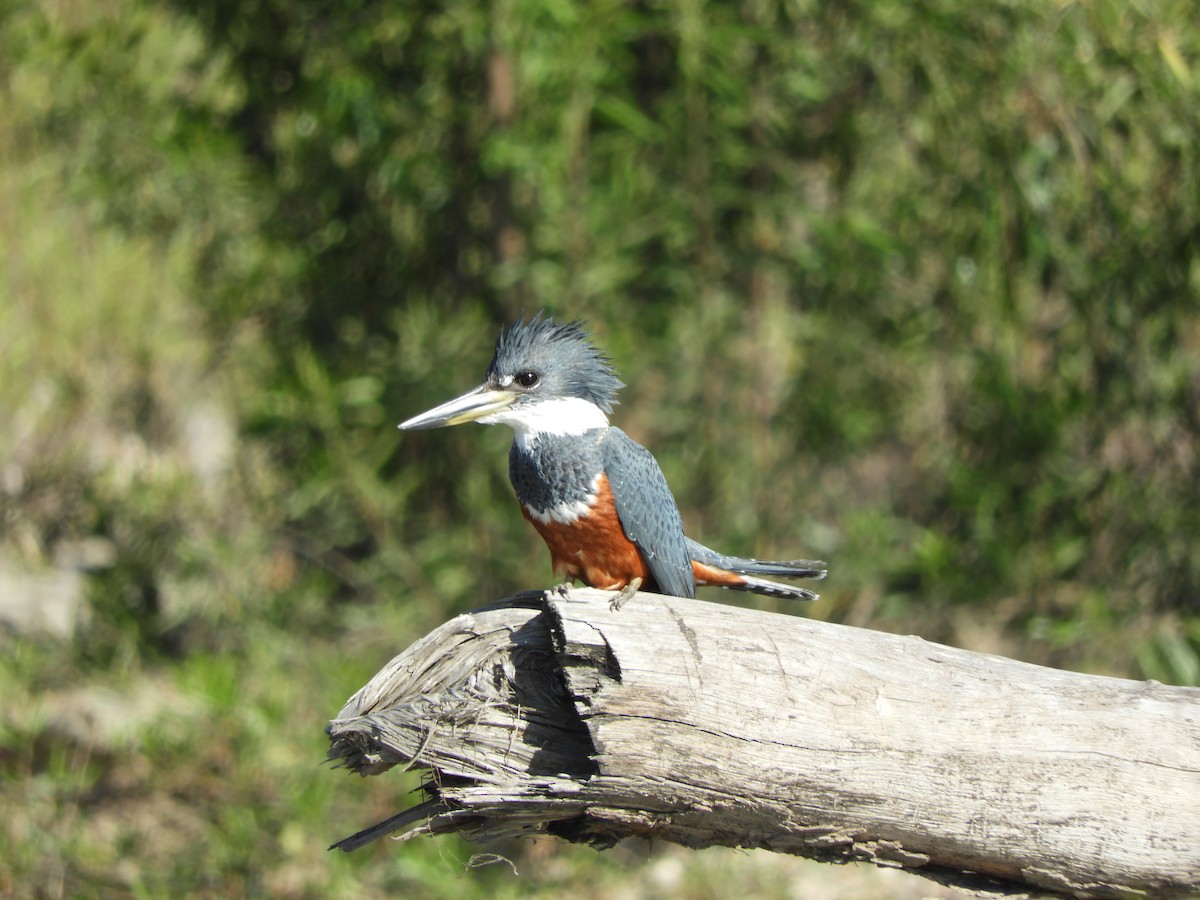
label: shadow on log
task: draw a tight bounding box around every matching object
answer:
[327,588,1200,899]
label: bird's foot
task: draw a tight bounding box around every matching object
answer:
[609,577,643,612]
[542,582,575,603]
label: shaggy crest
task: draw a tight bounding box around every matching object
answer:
[487,314,625,413]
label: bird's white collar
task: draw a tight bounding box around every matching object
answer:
[480,396,610,440]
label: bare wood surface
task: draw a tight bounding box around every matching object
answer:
[327,589,1200,899]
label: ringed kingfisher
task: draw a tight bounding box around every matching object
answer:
[399,316,826,605]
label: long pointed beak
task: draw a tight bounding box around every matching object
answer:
[398,384,516,430]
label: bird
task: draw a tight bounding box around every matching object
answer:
[399,315,826,605]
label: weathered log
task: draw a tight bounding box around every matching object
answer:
[326,588,1200,899]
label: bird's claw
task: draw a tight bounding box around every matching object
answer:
[609,577,643,612]
[542,582,575,603]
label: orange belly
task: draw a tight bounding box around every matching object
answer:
[521,475,649,590]
[521,474,751,594]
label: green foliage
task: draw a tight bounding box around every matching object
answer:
[2,0,1200,894]
[1137,619,1200,687]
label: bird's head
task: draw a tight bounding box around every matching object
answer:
[399,315,624,438]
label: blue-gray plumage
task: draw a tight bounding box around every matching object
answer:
[507,430,605,522]
[601,427,695,598]
[489,317,623,413]
[399,314,827,603]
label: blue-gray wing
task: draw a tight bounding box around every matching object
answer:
[601,428,695,598]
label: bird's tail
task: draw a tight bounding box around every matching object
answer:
[686,538,827,602]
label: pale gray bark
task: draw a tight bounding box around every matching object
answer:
[327,589,1200,899]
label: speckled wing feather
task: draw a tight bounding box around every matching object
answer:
[601,428,695,598]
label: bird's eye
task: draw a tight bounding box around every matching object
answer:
[515,371,540,388]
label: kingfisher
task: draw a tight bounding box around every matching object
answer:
[399,316,826,605]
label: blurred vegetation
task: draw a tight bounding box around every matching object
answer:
[1,0,1198,895]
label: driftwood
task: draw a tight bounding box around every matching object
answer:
[327,588,1200,899]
